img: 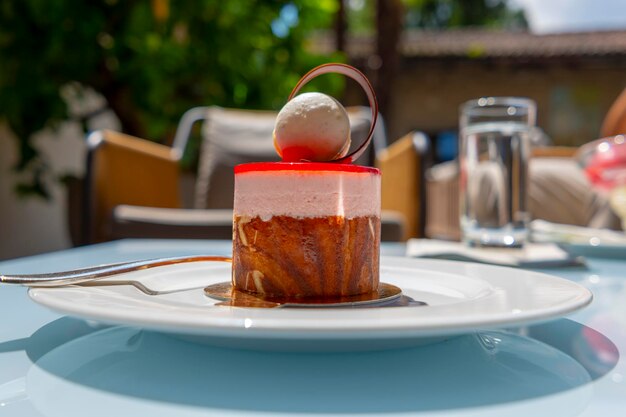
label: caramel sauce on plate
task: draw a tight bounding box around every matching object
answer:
[203,282,426,309]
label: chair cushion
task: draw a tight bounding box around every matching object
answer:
[424,157,622,240]
[195,107,280,210]
[528,158,621,229]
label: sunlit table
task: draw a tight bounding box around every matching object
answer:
[0,239,624,416]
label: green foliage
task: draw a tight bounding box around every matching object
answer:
[347,0,376,35]
[346,0,527,35]
[404,0,527,29]
[0,0,342,197]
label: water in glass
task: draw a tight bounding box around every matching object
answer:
[460,121,530,247]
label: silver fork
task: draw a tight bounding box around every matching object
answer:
[0,255,232,295]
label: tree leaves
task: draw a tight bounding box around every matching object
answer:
[0,0,342,198]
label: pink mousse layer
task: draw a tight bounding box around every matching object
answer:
[234,165,381,220]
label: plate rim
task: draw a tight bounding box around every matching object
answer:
[28,256,593,339]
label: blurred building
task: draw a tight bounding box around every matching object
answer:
[315,29,626,149]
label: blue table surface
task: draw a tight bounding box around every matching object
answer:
[0,239,625,416]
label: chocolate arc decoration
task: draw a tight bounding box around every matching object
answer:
[287,63,379,164]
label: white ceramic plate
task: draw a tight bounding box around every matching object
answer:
[29,257,592,351]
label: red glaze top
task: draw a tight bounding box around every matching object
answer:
[235,162,380,175]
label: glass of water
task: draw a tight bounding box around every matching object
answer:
[459,97,535,248]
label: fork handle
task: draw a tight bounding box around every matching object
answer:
[0,255,232,287]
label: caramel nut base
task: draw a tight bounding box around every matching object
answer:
[232,215,380,298]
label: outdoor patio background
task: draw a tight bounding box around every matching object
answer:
[1,0,625,260]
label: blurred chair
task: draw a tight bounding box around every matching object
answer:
[376,87,626,242]
[81,130,182,244]
[376,136,622,242]
[77,105,401,244]
[175,106,385,210]
[375,131,431,240]
[177,106,282,210]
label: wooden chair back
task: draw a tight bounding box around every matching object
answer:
[376,132,430,240]
[84,130,181,242]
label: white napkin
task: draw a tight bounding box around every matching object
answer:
[406,239,586,268]
[530,219,626,245]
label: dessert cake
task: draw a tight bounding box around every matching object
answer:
[232,162,381,299]
[230,63,381,301]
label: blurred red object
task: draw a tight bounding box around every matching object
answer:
[578,135,626,190]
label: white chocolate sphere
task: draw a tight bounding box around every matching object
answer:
[273,92,351,161]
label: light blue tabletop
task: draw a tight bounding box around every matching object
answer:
[0,239,624,416]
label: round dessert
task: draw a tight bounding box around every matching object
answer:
[232,162,381,299]
[273,92,351,162]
